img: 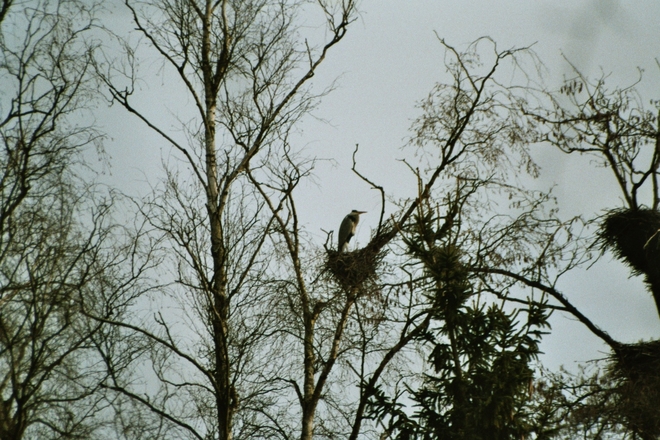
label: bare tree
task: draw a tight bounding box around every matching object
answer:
[94,1,357,439]
[0,1,149,438]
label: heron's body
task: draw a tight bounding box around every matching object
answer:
[338,210,366,252]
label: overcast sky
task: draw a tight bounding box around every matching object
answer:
[101,0,660,370]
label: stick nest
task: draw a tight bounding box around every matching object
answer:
[599,208,660,276]
[610,340,660,438]
[326,238,387,294]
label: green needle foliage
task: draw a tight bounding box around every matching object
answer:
[369,204,551,440]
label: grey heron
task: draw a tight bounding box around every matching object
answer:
[338,210,366,252]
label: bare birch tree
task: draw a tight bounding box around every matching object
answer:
[94,1,357,439]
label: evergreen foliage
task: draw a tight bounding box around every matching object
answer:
[369,206,550,440]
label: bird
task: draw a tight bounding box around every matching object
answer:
[338,210,366,252]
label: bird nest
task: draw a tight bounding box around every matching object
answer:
[599,208,660,275]
[609,340,660,438]
[325,242,386,295]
